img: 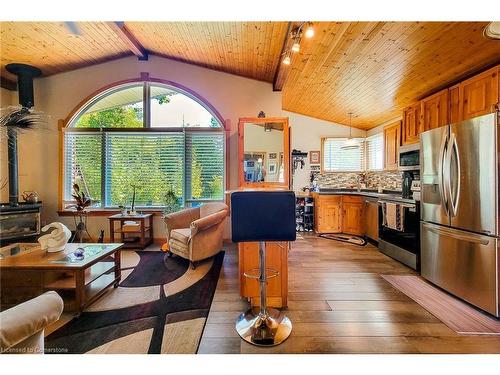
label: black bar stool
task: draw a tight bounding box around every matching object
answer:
[231,190,296,346]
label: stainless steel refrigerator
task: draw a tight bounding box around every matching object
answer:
[420,112,499,317]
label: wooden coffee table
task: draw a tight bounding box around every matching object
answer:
[0,242,123,314]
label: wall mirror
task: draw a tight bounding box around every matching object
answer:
[238,117,290,188]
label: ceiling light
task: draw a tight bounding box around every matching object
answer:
[484,22,500,40]
[291,41,300,53]
[341,112,359,150]
[283,53,291,65]
[305,24,314,38]
[264,123,272,132]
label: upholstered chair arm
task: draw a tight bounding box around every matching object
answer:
[190,209,228,236]
[0,291,64,353]
[164,207,200,239]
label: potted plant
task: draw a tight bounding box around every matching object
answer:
[67,184,93,243]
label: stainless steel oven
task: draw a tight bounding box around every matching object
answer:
[378,198,420,270]
[398,143,420,171]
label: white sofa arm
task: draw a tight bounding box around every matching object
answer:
[0,291,64,353]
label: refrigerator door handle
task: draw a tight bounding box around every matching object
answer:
[448,132,460,217]
[422,222,490,245]
[438,132,450,216]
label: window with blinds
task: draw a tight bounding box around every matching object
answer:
[322,138,365,172]
[62,81,225,210]
[63,130,224,209]
[186,132,225,201]
[63,132,102,207]
[104,132,185,207]
[366,133,384,171]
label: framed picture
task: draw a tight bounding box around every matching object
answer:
[310,150,321,164]
[268,162,277,174]
[269,152,277,159]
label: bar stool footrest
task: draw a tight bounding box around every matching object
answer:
[243,267,279,280]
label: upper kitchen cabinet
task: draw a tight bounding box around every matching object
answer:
[421,88,449,132]
[384,121,401,171]
[449,84,460,124]
[402,103,421,145]
[459,66,499,121]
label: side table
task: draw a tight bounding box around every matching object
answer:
[108,213,154,249]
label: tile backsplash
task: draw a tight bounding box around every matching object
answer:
[315,171,402,191]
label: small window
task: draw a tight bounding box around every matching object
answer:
[322,138,365,172]
[366,133,384,171]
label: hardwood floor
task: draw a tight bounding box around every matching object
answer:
[198,234,500,354]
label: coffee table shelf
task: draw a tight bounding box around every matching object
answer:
[45,262,116,289]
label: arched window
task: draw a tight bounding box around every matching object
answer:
[62,80,225,209]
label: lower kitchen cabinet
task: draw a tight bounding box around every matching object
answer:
[342,196,365,235]
[364,198,379,241]
[312,193,365,235]
[313,194,342,233]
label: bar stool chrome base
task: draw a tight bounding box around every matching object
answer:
[236,307,292,346]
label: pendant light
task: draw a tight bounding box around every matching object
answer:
[341,112,359,150]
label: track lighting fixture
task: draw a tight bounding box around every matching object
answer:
[282,22,313,65]
[282,52,291,65]
[305,23,314,38]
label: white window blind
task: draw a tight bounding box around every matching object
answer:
[323,138,365,172]
[366,133,384,171]
[186,132,225,201]
[63,132,102,206]
[63,130,224,209]
[104,132,185,207]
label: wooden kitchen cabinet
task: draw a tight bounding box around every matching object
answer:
[364,198,379,241]
[449,84,460,124]
[384,121,401,171]
[402,103,421,145]
[312,194,365,235]
[342,196,365,236]
[239,241,288,308]
[421,88,449,131]
[314,194,342,233]
[459,66,498,121]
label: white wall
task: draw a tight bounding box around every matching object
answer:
[286,111,367,191]
[2,55,282,239]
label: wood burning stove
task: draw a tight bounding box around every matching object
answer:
[0,63,43,246]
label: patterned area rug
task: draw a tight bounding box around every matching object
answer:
[45,250,224,353]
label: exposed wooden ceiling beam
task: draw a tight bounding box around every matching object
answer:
[273,22,294,91]
[1,76,17,91]
[107,22,148,61]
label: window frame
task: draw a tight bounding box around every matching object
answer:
[321,137,366,173]
[60,77,227,212]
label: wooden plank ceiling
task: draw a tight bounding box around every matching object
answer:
[282,22,500,129]
[1,21,499,129]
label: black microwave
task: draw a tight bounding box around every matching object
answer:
[398,143,420,171]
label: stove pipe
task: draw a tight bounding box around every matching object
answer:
[5,63,42,206]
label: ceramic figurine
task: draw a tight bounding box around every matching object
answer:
[38,222,72,253]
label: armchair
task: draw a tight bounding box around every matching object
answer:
[0,291,64,354]
[164,202,229,268]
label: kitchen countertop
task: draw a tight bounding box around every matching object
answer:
[312,188,418,205]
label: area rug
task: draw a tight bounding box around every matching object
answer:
[319,233,367,246]
[45,250,224,353]
[382,275,500,335]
